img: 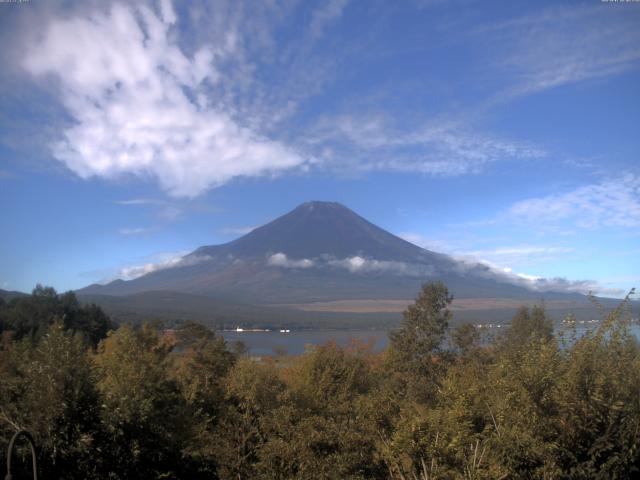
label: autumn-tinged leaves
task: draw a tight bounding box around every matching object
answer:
[0,283,638,479]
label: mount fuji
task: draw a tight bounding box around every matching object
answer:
[79,201,587,310]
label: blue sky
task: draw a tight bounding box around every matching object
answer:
[0,0,638,297]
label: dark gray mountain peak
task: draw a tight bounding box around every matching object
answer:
[295,201,353,215]
[299,200,345,209]
[191,201,431,261]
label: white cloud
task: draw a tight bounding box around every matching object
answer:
[483,5,640,98]
[266,251,432,276]
[453,256,619,296]
[159,0,177,24]
[309,0,350,39]
[116,251,210,280]
[395,125,544,175]
[466,245,575,268]
[399,232,620,295]
[115,198,166,206]
[267,253,314,269]
[347,256,366,271]
[114,196,183,224]
[108,246,625,296]
[157,205,183,221]
[118,227,152,236]
[308,115,545,176]
[526,277,614,295]
[517,273,623,297]
[515,273,619,296]
[265,252,433,276]
[327,255,426,275]
[22,2,304,197]
[262,250,606,294]
[507,173,640,229]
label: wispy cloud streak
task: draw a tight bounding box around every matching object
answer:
[115,198,167,206]
[118,227,153,236]
[307,115,545,176]
[116,251,211,281]
[309,0,350,39]
[482,5,640,99]
[508,173,640,229]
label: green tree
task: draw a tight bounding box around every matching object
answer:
[255,342,385,479]
[229,340,249,357]
[172,321,235,476]
[0,322,101,478]
[390,281,452,361]
[0,285,114,346]
[388,281,453,403]
[93,323,187,479]
[216,358,285,479]
[501,305,553,349]
[451,323,481,356]
[551,294,640,477]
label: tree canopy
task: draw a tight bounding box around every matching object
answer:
[0,285,115,346]
[0,284,638,479]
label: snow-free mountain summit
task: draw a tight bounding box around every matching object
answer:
[80,201,584,305]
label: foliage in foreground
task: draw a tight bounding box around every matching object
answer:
[0,282,639,479]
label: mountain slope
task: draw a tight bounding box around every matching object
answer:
[192,201,432,261]
[79,201,585,303]
[0,289,29,302]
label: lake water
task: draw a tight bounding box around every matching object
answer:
[221,324,640,356]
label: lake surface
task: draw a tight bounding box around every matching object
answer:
[221,324,640,356]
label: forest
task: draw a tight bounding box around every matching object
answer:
[0,282,638,479]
